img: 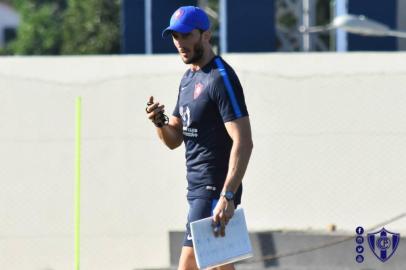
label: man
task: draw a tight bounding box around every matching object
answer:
[146,6,253,270]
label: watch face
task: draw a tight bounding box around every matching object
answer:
[225,191,234,200]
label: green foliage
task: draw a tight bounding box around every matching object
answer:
[62,0,120,54]
[5,0,120,55]
[7,0,65,55]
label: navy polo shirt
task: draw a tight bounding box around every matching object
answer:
[173,56,248,204]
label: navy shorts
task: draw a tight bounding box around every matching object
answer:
[183,198,238,247]
[184,198,218,247]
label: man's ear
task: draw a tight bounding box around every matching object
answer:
[202,30,212,42]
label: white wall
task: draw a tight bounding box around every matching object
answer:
[0,3,19,48]
[1,53,406,269]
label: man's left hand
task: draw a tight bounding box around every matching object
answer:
[212,197,235,237]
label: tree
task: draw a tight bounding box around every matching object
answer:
[62,0,120,54]
[7,0,66,55]
[4,0,120,55]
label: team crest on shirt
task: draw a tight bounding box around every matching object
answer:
[194,82,204,100]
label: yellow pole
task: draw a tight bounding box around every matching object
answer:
[75,97,81,270]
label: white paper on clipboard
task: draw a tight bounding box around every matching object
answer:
[190,208,253,269]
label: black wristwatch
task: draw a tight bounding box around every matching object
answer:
[220,191,234,201]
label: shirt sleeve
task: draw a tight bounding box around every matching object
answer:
[210,61,249,123]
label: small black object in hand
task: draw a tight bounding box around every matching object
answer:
[146,101,169,127]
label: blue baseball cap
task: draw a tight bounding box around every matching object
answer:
[162,6,210,38]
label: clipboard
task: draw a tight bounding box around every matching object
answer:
[190,208,253,269]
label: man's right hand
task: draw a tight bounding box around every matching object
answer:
[146,96,167,127]
[146,96,183,149]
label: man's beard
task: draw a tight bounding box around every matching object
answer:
[183,42,204,64]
